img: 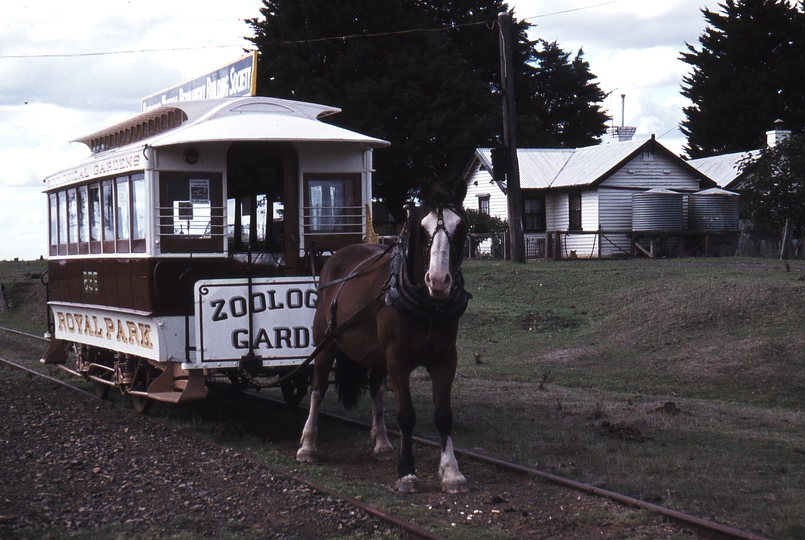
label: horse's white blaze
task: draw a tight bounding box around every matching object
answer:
[422,208,462,298]
[438,436,467,492]
[296,388,323,461]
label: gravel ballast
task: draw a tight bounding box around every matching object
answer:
[0,370,392,539]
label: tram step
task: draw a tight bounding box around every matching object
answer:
[148,391,183,404]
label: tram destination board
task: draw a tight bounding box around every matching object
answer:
[194,277,317,367]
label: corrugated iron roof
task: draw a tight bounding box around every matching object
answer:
[551,139,646,188]
[687,151,756,188]
[475,138,651,190]
[517,148,574,188]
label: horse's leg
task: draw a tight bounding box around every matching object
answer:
[388,358,419,492]
[296,347,336,463]
[369,368,396,460]
[429,359,468,494]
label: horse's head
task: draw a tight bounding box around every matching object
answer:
[406,179,468,300]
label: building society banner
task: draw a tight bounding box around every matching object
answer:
[141,51,258,112]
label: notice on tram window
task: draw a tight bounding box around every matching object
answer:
[189,179,210,204]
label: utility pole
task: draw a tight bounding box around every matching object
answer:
[498,11,525,263]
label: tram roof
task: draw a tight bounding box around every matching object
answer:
[44,97,389,189]
[74,96,389,150]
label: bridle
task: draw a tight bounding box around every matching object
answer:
[421,205,464,277]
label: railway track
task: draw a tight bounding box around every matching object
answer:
[0,325,770,540]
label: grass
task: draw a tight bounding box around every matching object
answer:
[0,259,48,335]
[452,258,805,538]
[3,257,805,538]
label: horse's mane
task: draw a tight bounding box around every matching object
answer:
[417,179,466,215]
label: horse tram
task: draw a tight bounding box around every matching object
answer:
[41,92,389,413]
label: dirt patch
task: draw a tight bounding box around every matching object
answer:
[596,421,652,441]
[655,401,683,415]
[538,347,596,364]
[520,311,580,332]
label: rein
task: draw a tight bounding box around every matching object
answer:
[248,203,470,389]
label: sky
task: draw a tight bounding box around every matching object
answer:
[0,0,715,261]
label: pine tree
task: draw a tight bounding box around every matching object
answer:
[527,40,609,147]
[680,0,805,158]
[247,1,609,218]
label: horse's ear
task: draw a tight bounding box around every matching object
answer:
[453,178,467,205]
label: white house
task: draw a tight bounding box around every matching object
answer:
[464,136,717,259]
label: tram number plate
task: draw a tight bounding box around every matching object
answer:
[195,277,317,364]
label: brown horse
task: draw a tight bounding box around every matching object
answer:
[296,179,470,493]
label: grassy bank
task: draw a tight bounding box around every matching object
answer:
[441,258,805,539]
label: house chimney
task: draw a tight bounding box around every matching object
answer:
[621,94,626,127]
[766,119,791,147]
[605,94,636,143]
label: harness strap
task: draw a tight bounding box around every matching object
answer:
[249,250,395,391]
[317,242,396,292]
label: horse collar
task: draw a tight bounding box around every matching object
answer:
[385,242,470,323]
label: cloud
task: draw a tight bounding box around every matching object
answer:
[0,185,48,261]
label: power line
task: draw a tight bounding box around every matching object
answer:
[1,1,617,60]
[0,44,248,60]
[521,1,618,21]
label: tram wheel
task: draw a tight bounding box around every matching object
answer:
[130,362,155,415]
[281,375,309,407]
[92,380,111,399]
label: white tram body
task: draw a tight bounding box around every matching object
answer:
[42,96,388,408]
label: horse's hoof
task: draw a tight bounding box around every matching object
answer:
[296,449,317,463]
[372,448,397,461]
[442,478,470,494]
[395,474,421,493]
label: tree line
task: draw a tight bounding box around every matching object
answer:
[245,0,805,247]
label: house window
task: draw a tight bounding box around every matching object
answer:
[569,192,582,231]
[523,196,545,232]
[478,195,490,215]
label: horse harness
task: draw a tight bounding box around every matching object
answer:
[252,207,470,388]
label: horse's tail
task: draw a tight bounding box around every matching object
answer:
[334,350,368,410]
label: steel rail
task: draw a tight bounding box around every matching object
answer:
[0,355,447,540]
[0,325,49,342]
[246,391,771,540]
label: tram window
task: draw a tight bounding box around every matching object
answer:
[115,176,130,253]
[49,193,58,250]
[102,180,115,250]
[159,173,223,253]
[58,191,68,248]
[77,185,89,245]
[67,188,78,250]
[131,173,146,240]
[88,184,101,244]
[305,175,358,233]
[227,193,284,251]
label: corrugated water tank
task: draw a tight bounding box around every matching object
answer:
[632,188,684,231]
[689,188,740,231]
